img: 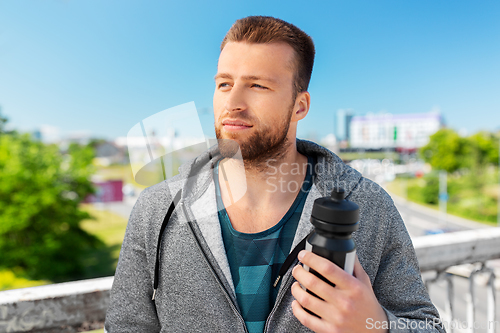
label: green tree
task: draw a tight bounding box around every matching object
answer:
[87,137,107,150]
[0,133,104,281]
[420,128,468,173]
[0,107,11,135]
[464,131,499,169]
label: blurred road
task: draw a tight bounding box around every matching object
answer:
[390,194,489,237]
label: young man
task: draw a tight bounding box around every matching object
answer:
[105,16,444,333]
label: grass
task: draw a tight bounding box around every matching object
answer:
[0,269,50,291]
[78,205,128,278]
[338,151,399,162]
[0,205,128,291]
[80,204,128,261]
[94,161,181,189]
[94,164,147,189]
[385,178,407,197]
[386,172,499,225]
[385,179,444,211]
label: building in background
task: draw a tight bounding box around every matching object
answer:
[348,112,443,151]
[320,133,338,153]
[94,141,128,166]
[32,125,61,144]
[336,109,354,143]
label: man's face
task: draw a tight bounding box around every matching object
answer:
[213,41,297,163]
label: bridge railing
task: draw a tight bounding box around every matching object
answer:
[414,227,500,333]
[1,228,500,333]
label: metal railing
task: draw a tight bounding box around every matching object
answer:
[1,228,500,333]
[414,228,500,333]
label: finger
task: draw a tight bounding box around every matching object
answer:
[353,255,371,287]
[292,299,328,333]
[298,250,353,289]
[291,281,331,320]
[292,265,337,304]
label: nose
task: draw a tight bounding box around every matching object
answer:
[224,84,247,112]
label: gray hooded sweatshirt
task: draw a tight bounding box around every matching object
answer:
[105,139,445,333]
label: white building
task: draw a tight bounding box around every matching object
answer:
[349,112,442,150]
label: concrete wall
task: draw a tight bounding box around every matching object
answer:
[413,227,500,272]
[0,277,112,333]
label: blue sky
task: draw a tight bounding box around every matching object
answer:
[1,0,499,141]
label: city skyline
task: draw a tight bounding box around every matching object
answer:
[1,1,499,140]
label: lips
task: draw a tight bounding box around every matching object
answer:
[222,119,252,127]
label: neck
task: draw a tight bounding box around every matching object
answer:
[218,139,309,209]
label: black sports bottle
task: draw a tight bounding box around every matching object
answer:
[302,188,359,316]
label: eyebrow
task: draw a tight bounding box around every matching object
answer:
[214,73,278,84]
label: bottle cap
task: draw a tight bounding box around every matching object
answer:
[311,188,359,229]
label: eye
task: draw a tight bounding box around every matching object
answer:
[251,84,268,90]
[218,82,231,90]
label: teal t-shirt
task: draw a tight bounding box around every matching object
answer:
[214,156,313,333]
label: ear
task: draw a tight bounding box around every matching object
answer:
[291,91,310,122]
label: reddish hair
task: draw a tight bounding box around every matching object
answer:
[221,16,315,94]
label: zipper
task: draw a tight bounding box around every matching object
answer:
[264,233,311,331]
[181,203,249,333]
[264,262,297,333]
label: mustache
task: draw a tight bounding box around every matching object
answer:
[217,112,255,123]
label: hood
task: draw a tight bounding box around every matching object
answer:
[174,138,362,202]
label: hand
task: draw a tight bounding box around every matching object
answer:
[291,250,388,333]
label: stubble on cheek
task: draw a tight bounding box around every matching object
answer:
[214,106,294,173]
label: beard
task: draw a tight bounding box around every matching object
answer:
[215,104,294,172]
